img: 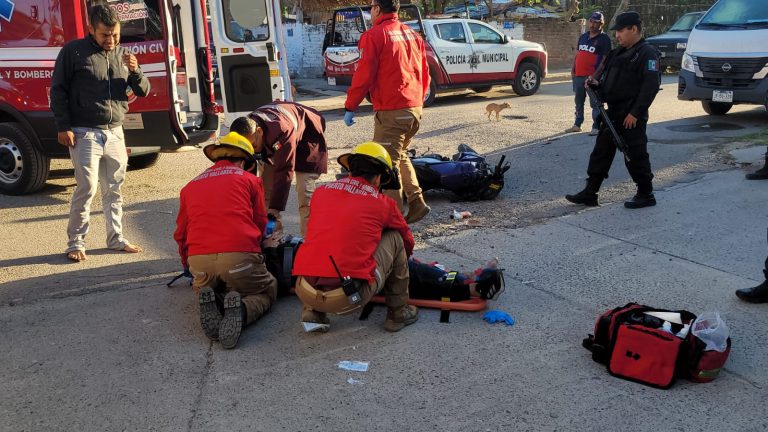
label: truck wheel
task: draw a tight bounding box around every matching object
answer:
[512,62,541,96]
[471,86,493,94]
[128,153,162,169]
[0,122,49,195]
[702,100,732,115]
[424,79,437,107]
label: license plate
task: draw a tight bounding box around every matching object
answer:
[327,77,336,86]
[712,90,733,103]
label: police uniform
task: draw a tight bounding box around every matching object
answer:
[572,12,661,208]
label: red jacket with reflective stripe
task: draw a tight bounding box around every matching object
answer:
[174,161,268,267]
[344,13,430,112]
[292,176,415,283]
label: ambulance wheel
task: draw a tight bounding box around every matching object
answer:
[512,62,541,96]
[128,153,161,169]
[702,100,732,116]
[0,122,49,195]
[424,79,436,107]
[471,86,493,93]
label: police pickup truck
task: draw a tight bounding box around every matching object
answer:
[323,7,548,106]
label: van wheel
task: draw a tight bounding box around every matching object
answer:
[702,100,732,115]
[424,79,437,107]
[513,62,541,96]
[0,122,49,195]
[471,86,493,93]
[128,153,161,169]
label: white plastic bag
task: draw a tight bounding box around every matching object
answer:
[691,311,730,352]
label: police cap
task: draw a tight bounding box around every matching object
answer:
[610,11,642,30]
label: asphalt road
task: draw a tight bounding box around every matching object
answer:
[1,76,767,431]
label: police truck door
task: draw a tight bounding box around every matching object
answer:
[430,20,475,84]
[467,21,513,81]
[208,0,288,125]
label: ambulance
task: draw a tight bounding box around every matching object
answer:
[0,0,291,195]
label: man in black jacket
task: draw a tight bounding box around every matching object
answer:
[565,11,661,209]
[50,5,150,262]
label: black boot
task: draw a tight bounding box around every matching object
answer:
[199,287,222,341]
[746,157,768,180]
[219,292,244,349]
[565,179,600,207]
[624,193,656,209]
[735,279,768,303]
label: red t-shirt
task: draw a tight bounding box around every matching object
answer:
[174,160,268,267]
[292,176,414,283]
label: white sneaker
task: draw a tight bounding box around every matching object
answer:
[589,128,600,136]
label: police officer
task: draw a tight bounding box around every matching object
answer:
[565,11,661,209]
[736,228,768,303]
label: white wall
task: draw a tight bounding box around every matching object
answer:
[284,23,326,78]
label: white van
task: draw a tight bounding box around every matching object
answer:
[677,0,768,115]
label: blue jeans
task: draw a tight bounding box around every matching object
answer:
[573,76,599,129]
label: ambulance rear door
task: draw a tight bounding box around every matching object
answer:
[208,0,288,126]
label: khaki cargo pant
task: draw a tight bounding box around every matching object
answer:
[260,163,318,237]
[188,252,278,325]
[297,230,410,313]
[373,107,424,208]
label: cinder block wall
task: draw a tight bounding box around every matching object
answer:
[521,18,585,70]
[284,23,327,78]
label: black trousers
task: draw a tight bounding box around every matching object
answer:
[586,119,654,194]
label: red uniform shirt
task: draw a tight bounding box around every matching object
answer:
[292,176,415,283]
[344,13,430,112]
[174,161,268,267]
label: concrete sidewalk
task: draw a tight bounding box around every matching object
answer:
[2,144,768,430]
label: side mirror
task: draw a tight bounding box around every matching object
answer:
[503,34,511,43]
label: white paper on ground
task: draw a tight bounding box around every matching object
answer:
[644,311,683,324]
[302,322,330,332]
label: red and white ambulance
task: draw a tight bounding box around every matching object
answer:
[0,0,291,195]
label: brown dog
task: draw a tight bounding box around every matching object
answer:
[485,102,510,121]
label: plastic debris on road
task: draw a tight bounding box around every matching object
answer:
[347,377,364,385]
[337,361,369,372]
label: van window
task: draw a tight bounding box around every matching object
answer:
[669,13,704,31]
[698,0,768,28]
[87,0,163,43]
[0,0,66,47]
[221,0,269,42]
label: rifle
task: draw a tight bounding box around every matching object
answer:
[587,86,630,162]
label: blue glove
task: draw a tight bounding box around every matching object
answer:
[483,310,515,326]
[343,110,356,126]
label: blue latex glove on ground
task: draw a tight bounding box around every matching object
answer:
[344,110,356,126]
[483,310,515,326]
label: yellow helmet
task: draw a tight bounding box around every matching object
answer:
[337,141,399,189]
[203,132,257,170]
